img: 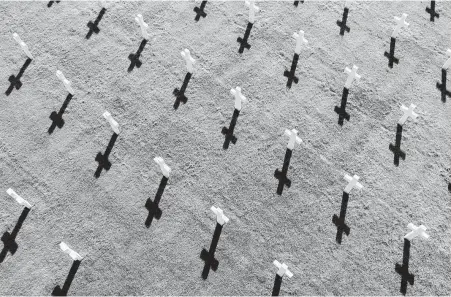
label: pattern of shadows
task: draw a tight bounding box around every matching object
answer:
[389,124,406,167]
[128,39,148,72]
[52,260,81,296]
[5,58,32,96]
[448,182,451,192]
[332,191,350,244]
[94,133,118,178]
[237,22,254,54]
[221,109,240,149]
[426,1,439,22]
[173,72,192,109]
[0,207,30,263]
[86,8,107,39]
[274,148,293,195]
[271,274,282,296]
[194,1,207,21]
[47,1,60,7]
[395,238,415,295]
[334,87,350,126]
[283,53,300,89]
[337,7,350,36]
[144,176,168,228]
[48,94,74,134]
[293,0,304,7]
[200,222,222,280]
[384,37,399,69]
[436,69,450,102]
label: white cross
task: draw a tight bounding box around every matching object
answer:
[398,104,418,126]
[56,70,75,95]
[6,188,32,209]
[273,260,293,278]
[154,156,171,178]
[103,111,120,134]
[284,129,302,150]
[211,206,229,226]
[181,49,196,74]
[59,242,83,261]
[12,33,33,60]
[292,30,308,55]
[442,49,451,70]
[230,87,246,111]
[245,0,259,24]
[135,14,149,40]
[404,223,429,241]
[344,65,361,89]
[392,13,409,38]
[343,174,363,194]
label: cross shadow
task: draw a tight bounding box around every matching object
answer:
[144,176,168,228]
[0,207,30,263]
[448,182,451,192]
[47,1,60,7]
[194,1,207,21]
[52,260,81,296]
[128,39,148,72]
[237,22,254,54]
[334,87,350,126]
[5,58,32,96]
[221,109,240,149]
[337,7,350,35]
[48,94,74,134]
[200,222,222,280]
[389,124,406,167]
[426,1,439,22]
[173,72,192,109]
[384,37,399,69]
[332,191,350,244]
[436,69,450,102]
[274,148,293,195]
[395,238,415,295]
[283,53,299,89]
[94,132,118,178]
[86,7,107,39]
[293,0,304,7]
[271,274,283,296]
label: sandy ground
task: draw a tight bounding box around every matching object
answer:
[0,0,450,295]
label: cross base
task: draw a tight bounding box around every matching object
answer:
[1,231,18,256]
[200,248,219,271]
[334,106,350,125]
[221,127,237,143]
[384,37,399,68]
[128,53,142,71]
[426,1,439,22]
[395,263,415,295]
[332,214,350,235]
[337,7,350,36]
[283,70,299,83]
[49,111,65,129]
[95,152,111,178]
[6,75,22,96]
[87,21,100,34]
[389,143,406,165]
[145,198,162,227]
[237,22,253,54]
[194,1,207,21]
[173,88,188,108]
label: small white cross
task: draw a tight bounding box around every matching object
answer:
[56,70,75,95]
[6,188,32,209]
[343,174,363,194]
[59,242,83,261]
[154,156,171,178]
[344,65,361,89]
[181,49,196,74]
[404,223,429,241]
[12,33,33,60]
[135,14,149,40]
[273,260,293,278]
[392,13,409,38]
[230,87,246,111]
[398,104,418,126]
[292,30,308,55]
[284,129,302,151]
[442,49,451,70]
[211,206,229,226]
[245,0,259,24]
[103,111,120,134]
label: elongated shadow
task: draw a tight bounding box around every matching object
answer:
[384,37,399,69]
[86,8,107,39]
[194,1,207,21]
[395,238,414,295]
[47,1,60,7]
[334,87,350,126]
[271,274,282,296]
[436,69,450,102]
[337,7,350,35]
[200,222,222,279]
[128,39,148,72]
[426,0,439,22]
[389,124,406,166]
[237,22,253,54]
[145,176,168,227]
[48,94,74,134]
[5,58,32,96]
[283,53,299,89]
[94,133,118,178]
[173,72,192,109]
[274,148,293,195]
[52,260,81,296]
[221,109,240,149]
[332,191,350,244]
[0,207,30,263]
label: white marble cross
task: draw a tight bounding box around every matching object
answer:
[230,87,246,111]
[56,70,75,95]
[398,104,418,126]
[135,14,149,40]
[343,174,363,194]
[211,206,229,226]
[284,129,302,150]
[6,188,32,209]
[12,33,33,60]
[273,260,293,278]
[245,0,259,24]
[154,156,171,178]
[392,13,409,38]
[442,49,451,70]
[404,223,429,241]
[59,242,83,261]
[181,49,196,74]
[344,65,361,89]
[103,111,120,134]
[292,30,308,55]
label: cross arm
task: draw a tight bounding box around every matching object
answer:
[284,129,302,144]
[6,188,32,209]
[59,242,83,261]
